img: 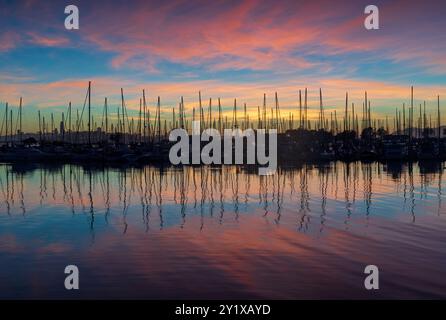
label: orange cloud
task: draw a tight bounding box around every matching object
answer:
[27,33,70,47]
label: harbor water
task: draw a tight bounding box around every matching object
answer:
[0,161,445,299]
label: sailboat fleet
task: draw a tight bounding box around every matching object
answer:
[0,82,445,164]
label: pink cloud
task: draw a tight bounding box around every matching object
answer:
[76,0,445,75]
[79,0,330,72]
[3,0,445,74]
[27,32,70,47]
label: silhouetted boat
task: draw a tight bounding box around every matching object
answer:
[418,139,440,160]
[381,135,409,160]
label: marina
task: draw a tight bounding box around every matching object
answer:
[1,84,445,165]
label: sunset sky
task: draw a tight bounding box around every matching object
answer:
[1,0,446,131]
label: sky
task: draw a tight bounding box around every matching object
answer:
[1,0,446,131]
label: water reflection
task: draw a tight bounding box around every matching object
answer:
[1,162,445,234]
[0,161,445,299]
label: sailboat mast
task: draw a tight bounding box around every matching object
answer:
[233,98,237,128]
[88,81,91,145]
[319,88,324,130]
[438,95,441,142]
[139,98,142,142]
[180,96,184,129]
[68,102,72,143]
[352,103,355,134]
[38,110,42,144]
[364,91,368,128]
[199,91,203,130]
[104,98,108,135]
[243,103,247,130]
[263,93,267,130]
[121,88,126,144]
[344,92,348,131]
[218,98,222,133]
[143,90,147,139]
[4,103,8,144]
[409,86,413,140]
[333,110,337,133]
[61,112,65,142]
[368,101,371,128]
[257,105,261,130]
[209,98,212,129]
[10,109,13,144]
[19,97,22,143]
[157,96,161,143]
[299,90,302,128]
[275,92,279,131]
[304,88,308,130]
[403,103,406,134]
[51,112,54,142]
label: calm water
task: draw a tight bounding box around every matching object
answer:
[0,161,445,299]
